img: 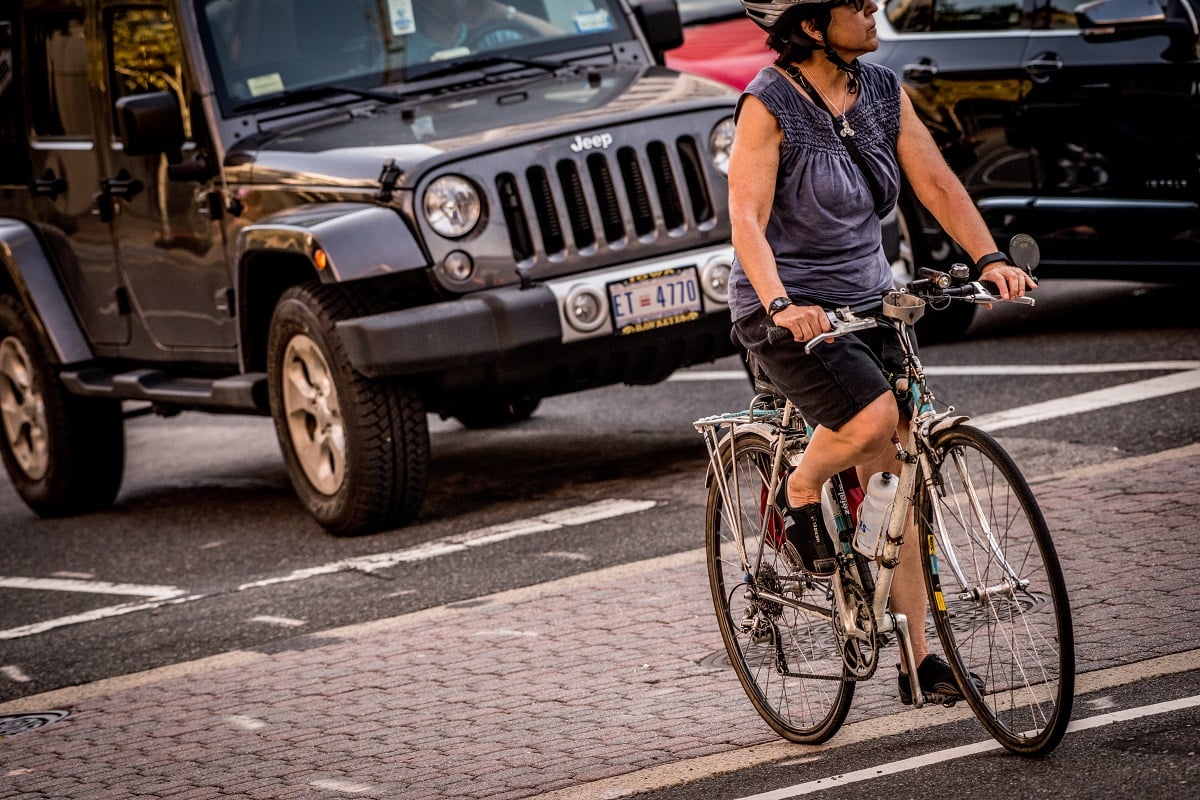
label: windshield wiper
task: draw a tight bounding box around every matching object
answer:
[410,54,570,83]
[232,83,400,113]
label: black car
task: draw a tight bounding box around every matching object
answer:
[668,0,1200,338]
[876,0,1199,336]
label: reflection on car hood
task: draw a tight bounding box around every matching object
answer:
[232,65,735,188]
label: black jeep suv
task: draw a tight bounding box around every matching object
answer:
[0,0,739,534]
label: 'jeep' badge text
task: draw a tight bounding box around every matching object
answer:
[570,133,614,153]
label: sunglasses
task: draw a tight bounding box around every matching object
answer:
[833,0,869,11]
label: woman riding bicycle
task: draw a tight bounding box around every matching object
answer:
[726,0,1035,703]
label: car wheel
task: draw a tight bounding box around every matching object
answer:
[0,294,124,517]
[452,395,540,429]
[267,283,429,536]
[885,204,976,344]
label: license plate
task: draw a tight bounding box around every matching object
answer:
[607,266,702,334]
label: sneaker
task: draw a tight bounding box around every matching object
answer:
[773,475,837,575]
[897,653,984,706]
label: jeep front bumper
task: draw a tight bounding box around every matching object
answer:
[336,245,735,382]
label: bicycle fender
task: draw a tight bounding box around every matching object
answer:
[703,423,778,489]
[929,415,971,437]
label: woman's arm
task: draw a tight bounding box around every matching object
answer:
[729,95,831,339]
[896,91,1034,300]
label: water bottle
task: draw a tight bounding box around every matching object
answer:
[854,472,898,557]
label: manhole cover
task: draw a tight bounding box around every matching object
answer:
[0,710,69,738]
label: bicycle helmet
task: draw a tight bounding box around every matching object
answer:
[741,0,863,92]
[741,0,838,34]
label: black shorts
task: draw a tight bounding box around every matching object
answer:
[732,306,914,431]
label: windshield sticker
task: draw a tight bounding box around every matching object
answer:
[246,73,285,97]
[573,10,613,34]
[388,0,416,36]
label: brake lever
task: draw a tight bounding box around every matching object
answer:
[974,280,1036,306]
[802,308,878,353]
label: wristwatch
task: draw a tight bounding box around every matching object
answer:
[767,296,793,318]
[974,251,1008,272]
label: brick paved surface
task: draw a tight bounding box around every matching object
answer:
[2,444,1198,800]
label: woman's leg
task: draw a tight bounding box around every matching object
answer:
[853,420,928,671]
[783,391,898,506]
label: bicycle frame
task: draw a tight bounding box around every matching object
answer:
[695,299,990,707]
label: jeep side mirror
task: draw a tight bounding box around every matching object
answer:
[634,0,684,65]
[1076,0,1199,61]
[115,91,185,159]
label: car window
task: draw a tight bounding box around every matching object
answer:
[27,11,92,139]
[197,0,634,113]
[1035,0,1170,29]
[886,0,1022,33]
[107,7,192,137]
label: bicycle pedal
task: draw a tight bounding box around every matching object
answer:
[920,692,959,708]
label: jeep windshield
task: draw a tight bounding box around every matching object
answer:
[197,0,636,115]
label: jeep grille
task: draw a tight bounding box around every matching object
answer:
[496,136,717,264]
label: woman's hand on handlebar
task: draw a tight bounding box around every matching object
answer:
[980,261,1037,302]
[771,302,832,344]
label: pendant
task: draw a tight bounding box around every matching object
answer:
[838,116,855,138]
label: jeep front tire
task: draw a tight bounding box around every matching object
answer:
[267,284,429,536]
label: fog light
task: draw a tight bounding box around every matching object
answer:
[442,250,474,282]
[564,285,607,332]
[700,257,731,304]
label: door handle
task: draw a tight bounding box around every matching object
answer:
[31,170,68,199]
[101,170,144,200]
[902,57,938,86]
[1024,52,1064,83]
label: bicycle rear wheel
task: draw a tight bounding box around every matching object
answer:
[706,430,854,744]
[918,425,1074,755]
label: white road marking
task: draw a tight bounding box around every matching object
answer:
[248,615,306,628]
[0,577,184,598]
[672,361,1200,381]
[972,369,1200,431]
[309,778,374,794]
[732,694,1200,799]
[0,593,205,640]
[237,498,656,591]
[1,665,31,682]
[226,714,268,731]
[675,363,1200,434]
[0,499,656,640]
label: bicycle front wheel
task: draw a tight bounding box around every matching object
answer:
[919,425,1074,756]
[706,430,853,744]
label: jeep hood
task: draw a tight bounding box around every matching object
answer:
[234,65,735,188]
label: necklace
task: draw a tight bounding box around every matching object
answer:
[792,64,855,138]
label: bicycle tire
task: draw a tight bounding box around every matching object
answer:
[917,425,1074,756]
[706,430,854,744]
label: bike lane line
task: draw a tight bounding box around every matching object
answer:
[730,693,1200,800]
[0,499,658,641]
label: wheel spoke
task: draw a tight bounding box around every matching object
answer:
[705,432,852,743]
[921,426,1073,755]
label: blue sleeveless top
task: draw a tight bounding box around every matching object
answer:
[728,61,901,321]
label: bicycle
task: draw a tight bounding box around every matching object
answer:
[694,235,1074,756]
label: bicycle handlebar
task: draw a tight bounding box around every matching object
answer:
[765,269,1036,353]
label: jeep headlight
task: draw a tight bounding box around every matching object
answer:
[423,175,482,238]
[709,117,735,176]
